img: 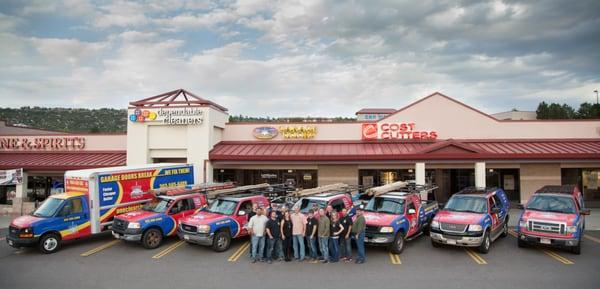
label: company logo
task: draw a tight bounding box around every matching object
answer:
[253,126,278,139]
[362,123,378,140]
[129,109,157,123]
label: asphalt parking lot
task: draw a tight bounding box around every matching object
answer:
[0,227,599,289]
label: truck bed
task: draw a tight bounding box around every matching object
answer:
[421,200,439,215]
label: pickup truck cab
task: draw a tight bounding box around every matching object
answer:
[363,190,438,254]
[294,192,356,218]
[516,185,589,254]
[430,187,510,253]
[112,191,206,249]
[178,194,270,252]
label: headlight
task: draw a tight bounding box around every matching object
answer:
[519,219,527,228]
[431,220,440,229]
[127,222,141,229]
[379,226,394,233]
[197,224,211,234]
[566,226,578,233]
[23,228,31,233]
[468,224,483,232]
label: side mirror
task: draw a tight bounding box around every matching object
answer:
[491,207,501,214]
[238,210,246,216]
[169,208,180,215]
[581,208,591,215]
[517,203,525,209]
[408,208,416,215]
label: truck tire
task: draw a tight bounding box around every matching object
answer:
[517,237,527,248]
[431,238,441,248]
[571,238,581,255]
[500,221,508,238]
[142,228,163,249]
[212,230,231,252]
[390,231,405,254]
[39,233,61,254]
[477,230,491,254]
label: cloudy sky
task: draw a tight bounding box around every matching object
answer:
[0,0,598,117]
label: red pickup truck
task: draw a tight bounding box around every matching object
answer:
[516,185,589,254]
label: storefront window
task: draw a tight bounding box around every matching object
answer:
[0,185,15,205]
[562,168,600,206]
[213,169,318,190]
[26,176,64,202]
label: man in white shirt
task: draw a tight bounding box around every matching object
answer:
[247,208,269,263]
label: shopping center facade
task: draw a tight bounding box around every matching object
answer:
[2,89,600,213]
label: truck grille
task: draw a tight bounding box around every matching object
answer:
[440,222,468,233]
[113,218,128,231]
[528,220,565,235]
[8,226,19,237]
[365,225,380,234]
[181,223,197,233]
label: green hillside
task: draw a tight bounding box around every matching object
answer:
[0,107,127,133]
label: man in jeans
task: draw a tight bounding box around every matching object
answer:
[352,206,366,264]
[265,211,283,263]
[317,208,330,263]
[290,206,307,261]
[305,209,318,261]
[247,208,268,263]
[339,207,353,262]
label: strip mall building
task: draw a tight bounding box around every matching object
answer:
[2,89,600,213]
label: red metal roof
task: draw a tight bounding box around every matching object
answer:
[0,152,126,170]
[209,140,600,161]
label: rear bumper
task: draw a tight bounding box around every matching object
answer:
[6,235,39,248]
[430,228,484,247]
[364,233,395,245]
[518,232,579,247]
[177,228,213,246]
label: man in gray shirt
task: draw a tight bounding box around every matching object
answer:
[247,208,269,263]
[317,208,330,263]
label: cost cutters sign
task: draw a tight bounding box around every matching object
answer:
[362,123,438,140]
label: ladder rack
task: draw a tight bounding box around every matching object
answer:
[149,182,235,196]
[365,181,408,197]
[206,183,271,198]
[293,183,349,197]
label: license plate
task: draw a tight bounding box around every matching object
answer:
[446,239,456,245]
[8,240,14,246]
[184,235,190,241]
[540,238,551,244]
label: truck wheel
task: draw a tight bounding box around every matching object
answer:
[142,228,163,249]
[431,239,441,248]
[517,237,527,248]
[390,231,405,254]
[571,239,581,255]
[212,231,231,252]
[500,222,508,238]
[477,230,491,254]
[39,233,61,254]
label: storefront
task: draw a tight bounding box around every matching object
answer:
[2,89,600,213]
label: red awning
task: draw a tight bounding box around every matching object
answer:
[209,139,600,161]
[0,152,126,170]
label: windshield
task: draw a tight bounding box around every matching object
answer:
[207,199,238,215]
[365,197,405,214]
[142,198,172,213]
[33,197,64,218]
[297,199,327,214]
[444,196,487,214]
[526,195,576,214]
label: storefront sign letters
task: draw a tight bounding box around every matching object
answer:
[129,108,204,125]
[252,125,317,140]
[362,123,438,140]
[0,137,86,151]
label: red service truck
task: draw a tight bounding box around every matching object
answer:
[7,164,195,253]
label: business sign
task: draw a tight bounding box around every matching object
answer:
[0,169,23,185]
[253,125,317,140]
[253,127,278,139]
[129,108,203,125]
[362,123,438,140]
[0,137,86,151]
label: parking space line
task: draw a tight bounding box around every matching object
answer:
[541,249,574,265]
[508,229,518,238]
[388,252,401,265]
[227,241,250,262]
[152,240,185,259]
[584,234,600,244]
[464,249,487,265]
[80,240,120,257]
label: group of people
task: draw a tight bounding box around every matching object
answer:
[245,204,366,264]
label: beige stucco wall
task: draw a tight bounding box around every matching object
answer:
[519,163,562,203]
[317,165,359,186]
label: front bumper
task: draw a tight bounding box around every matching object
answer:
[112,227,142,242]
[6,235,39,248]
[364,233,395,245]
[177,228,213,246]
[430,228,484,247]
[518,232,579,247]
